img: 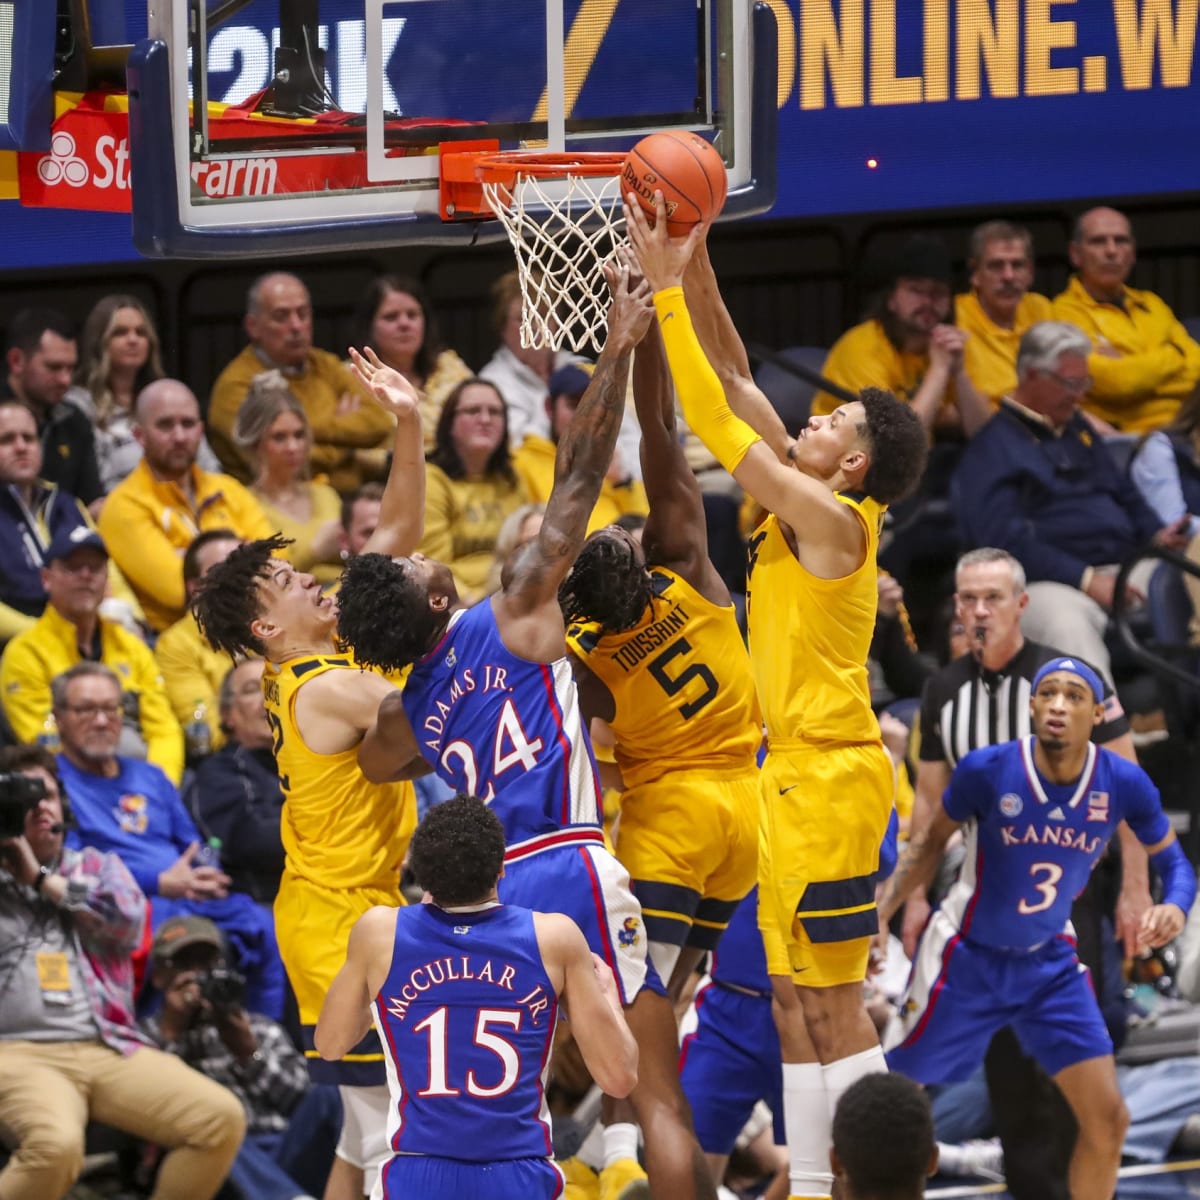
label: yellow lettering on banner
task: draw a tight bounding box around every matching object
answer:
[530,0,620,128]
[956,0,1019,100]
[800,0,865,109]
[1114,0,1199,90]
[870,0,922,103]
[1025,0,1079,96]
[925,0,950,102]
[765,0,798,108]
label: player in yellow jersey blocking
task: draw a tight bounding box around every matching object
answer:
[561,319,761,995]
[193,349,432,1200]
[626,198,928,1200]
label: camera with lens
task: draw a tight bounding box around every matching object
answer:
[197,966,246,1016]
[0,773,47,839]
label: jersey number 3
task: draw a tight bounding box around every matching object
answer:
[1017,862,1064,915]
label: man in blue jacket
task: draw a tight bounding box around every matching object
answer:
[954,320,1190,684]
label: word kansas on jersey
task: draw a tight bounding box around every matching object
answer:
[382,952,552,1026]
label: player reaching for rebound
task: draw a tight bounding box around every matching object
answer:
[335,262,717,1200]
[192,348,430,1200]
[877,657,1195,1198]
[316,795,638,1200]
[560,318,761,993]
[625,197,927,1200]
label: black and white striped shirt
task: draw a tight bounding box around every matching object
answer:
[918,640,1129,768]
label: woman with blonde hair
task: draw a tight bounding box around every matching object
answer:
[66,294,221,498]
[234,371,344,583]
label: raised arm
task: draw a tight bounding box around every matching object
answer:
[350,346,426,559]
[634,318,725,599]
[495,264,653,657]
[683,236,792,463]
[316,906,396,1060]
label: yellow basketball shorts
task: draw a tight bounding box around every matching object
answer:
[274,870,404,1084]
[615,766,759,950]
[757,742,895,987]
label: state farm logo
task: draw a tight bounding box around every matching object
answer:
[36,130,131,190]
[37,132,90,188]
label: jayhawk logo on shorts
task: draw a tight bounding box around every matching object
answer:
[618,917,640,948]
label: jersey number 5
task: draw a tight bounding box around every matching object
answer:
[413,1006,523,1098]
[1017,862,1064,915]
[649,638,718,720]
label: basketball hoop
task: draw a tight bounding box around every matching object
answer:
[473,152,629,354]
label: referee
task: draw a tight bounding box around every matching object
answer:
[900,546,1151,1200]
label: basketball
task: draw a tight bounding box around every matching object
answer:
[622,131,728,236]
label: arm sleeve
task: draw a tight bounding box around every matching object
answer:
[653,287,761,475]
[1116,760,1172,848]
[66,847,148,954]
[942,750,992,823]
[132,642,185,785]
[98,492,188,618]
[0,603,36,644]
[1130,433,1190,527]
[0,638,52,743]
[955,438,1090,587]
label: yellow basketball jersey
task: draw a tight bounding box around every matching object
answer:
[746,493,884,745]
[263,654,416,891]
[567,567,761,788]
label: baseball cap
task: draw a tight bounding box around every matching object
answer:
[548,361,596,400]
[45,525,108,564]
[1031,656,1104,704]
[152,915,224,964]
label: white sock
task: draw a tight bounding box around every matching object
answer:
[782,1061,832,1198]
[577,1120,604,1171]
[602,1121,640,1167]
[821,1044,888,1123]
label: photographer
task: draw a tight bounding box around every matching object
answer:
[145,916,340,1200]
[0,743,244,1199]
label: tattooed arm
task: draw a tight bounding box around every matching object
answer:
[876,805,961,929]
[495,261,654,661]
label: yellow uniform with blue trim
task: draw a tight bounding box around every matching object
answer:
[747,497,895,987]
[264,652,416,1083]
[567,567,760,952]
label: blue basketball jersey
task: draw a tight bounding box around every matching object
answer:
[373,902,559,1163]
[711,887,770,995]
[941,738,1169,950]
[402,602,602,850]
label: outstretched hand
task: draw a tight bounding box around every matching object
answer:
[622,191,707,294]
[348,347,421,421]
[601,255,655,350]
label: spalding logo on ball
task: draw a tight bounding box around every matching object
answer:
[622,131,728,236]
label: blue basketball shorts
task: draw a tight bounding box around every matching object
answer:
[376,1153,563,1199]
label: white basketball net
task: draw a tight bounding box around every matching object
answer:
[482,169,627,354]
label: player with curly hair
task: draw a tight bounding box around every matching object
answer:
[626,199,928,1200]
[559,321,760,998]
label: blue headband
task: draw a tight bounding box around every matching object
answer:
[1031,656,1104,704]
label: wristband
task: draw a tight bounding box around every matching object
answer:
[33,865,52,894]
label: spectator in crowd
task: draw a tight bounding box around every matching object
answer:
[484,501,545,594]
[0,397,93,642]
[0,742,245,1200]
[1130,386,1200,640]
[479,269,644,478]
[154,530,240,757]
[831,1074,938,1200]
[207,272,394,493]
[53,662,286,1017]
[2,308,102,507]
[352,274,472,451]
[98,379,273,632]
[513,362,648,533]
[65,294,224,498]
[813,234,991,438]
[337,481,382,565]
[955,220,1053,407]
[145,916,340,1200]
[416,378,530,604]
[233,372,344,584]
[0,527,184,782]
[1053,206,1200,433]
[954,321,1190,683]
[190,658,286,905]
